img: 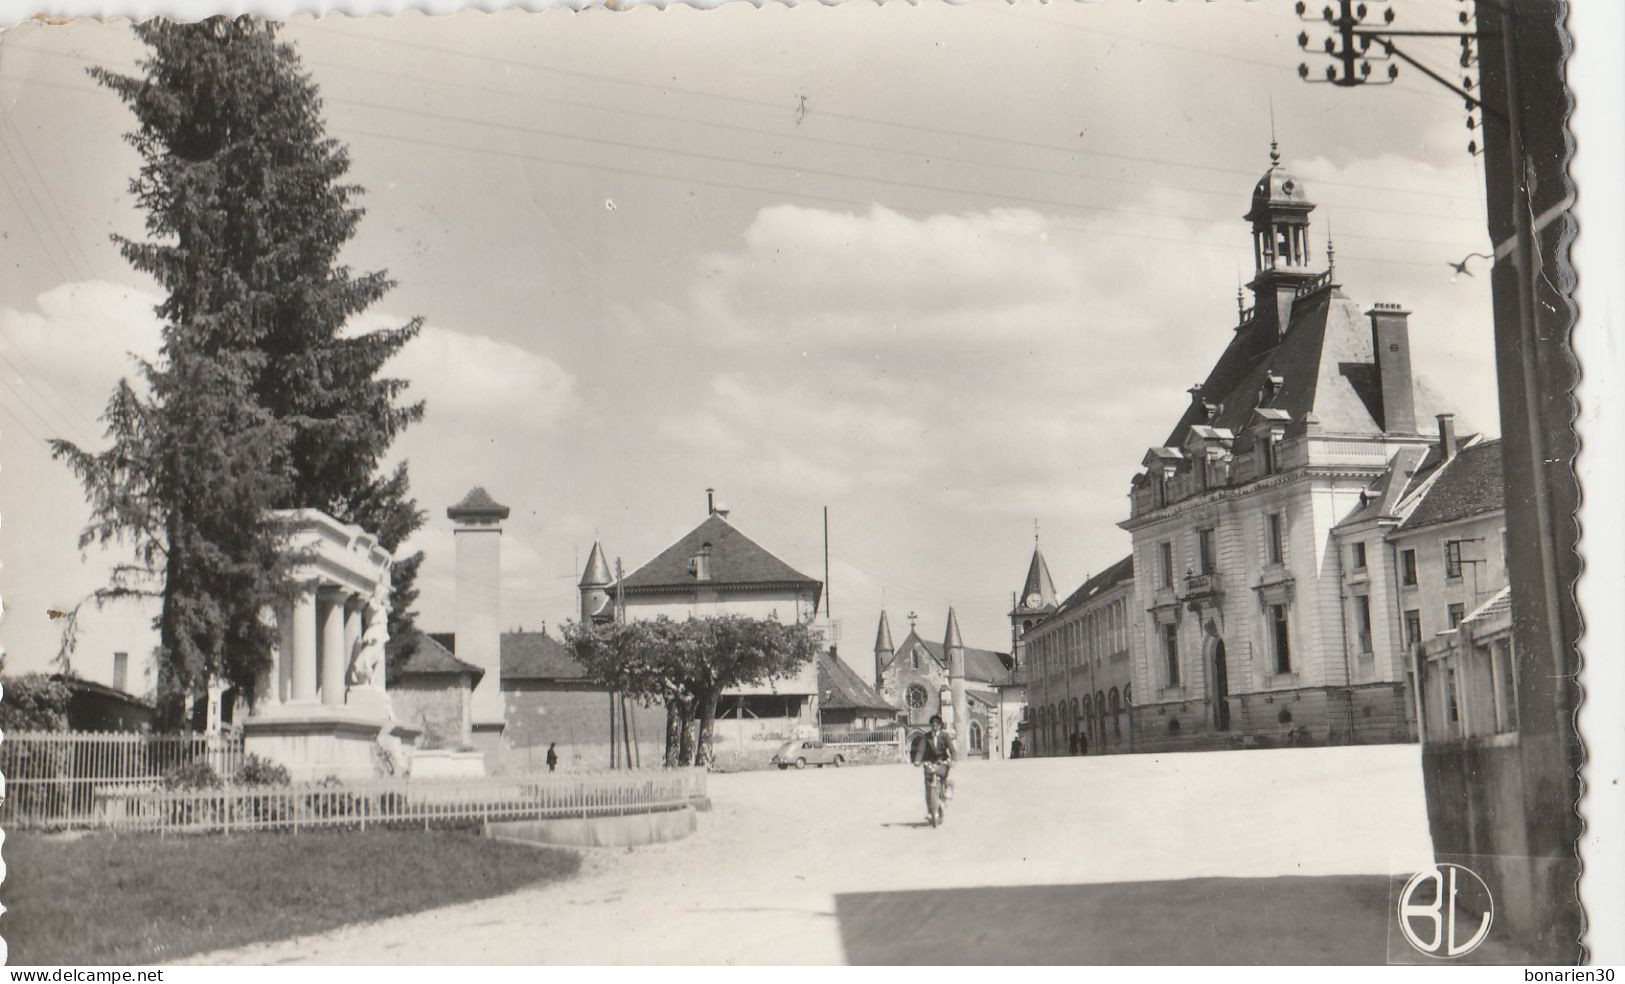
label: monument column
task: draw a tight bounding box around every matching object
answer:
[447,487,512,744]
[290,583,318,703]
[318,587,348,707]
[275,599,295,704]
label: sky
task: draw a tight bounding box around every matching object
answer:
[0,1,1502,693]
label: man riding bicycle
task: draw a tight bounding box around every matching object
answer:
[916,714,956,826]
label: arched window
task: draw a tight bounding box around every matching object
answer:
[969,720,984,752]
[1110,688,1123,742]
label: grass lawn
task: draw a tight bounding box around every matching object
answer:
[2,828,581,965]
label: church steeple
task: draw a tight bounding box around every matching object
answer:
[1009,529,1059,675]
[1016,532,1058,613]
[872,611,895,690]
[579,541,613,623]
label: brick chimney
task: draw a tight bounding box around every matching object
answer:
[1438,413,1458,461]
[1367,303,1417,434]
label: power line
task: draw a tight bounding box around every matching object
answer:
[288,23,1487,206]
[339,121,1479,268]
[299,50,1483,227]
[2,41,1489,230]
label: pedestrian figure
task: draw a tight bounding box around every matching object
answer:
[1011,736,1023,759]
[1069,732,1078,755]
[1079,731,1088,756]
[546,742,559,772]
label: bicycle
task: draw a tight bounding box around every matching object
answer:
[923,761,950,827]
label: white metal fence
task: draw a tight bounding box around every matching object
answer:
[820,727,902,745]
[0,730,244,829]
[92,767,709,835]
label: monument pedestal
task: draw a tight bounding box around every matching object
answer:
[243,703,420,782]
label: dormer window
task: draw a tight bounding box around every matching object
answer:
[1259,372,1284,406]
[1262,434,1279,475]
[689,542,714,580]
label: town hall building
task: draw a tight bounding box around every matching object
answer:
[1119,143,1463,752]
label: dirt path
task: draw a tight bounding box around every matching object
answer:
[192,745,1434,964]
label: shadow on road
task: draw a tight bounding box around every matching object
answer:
[834,875,1517,965]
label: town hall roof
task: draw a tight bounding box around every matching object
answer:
[615,512,823,606]
[1161,289,1459,457]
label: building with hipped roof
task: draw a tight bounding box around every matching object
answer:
[582,490,832,769]
[1119,143,1464,752]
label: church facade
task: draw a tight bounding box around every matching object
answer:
[872,610,1016,760]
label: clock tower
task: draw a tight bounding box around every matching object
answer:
[1009,532,1059,672]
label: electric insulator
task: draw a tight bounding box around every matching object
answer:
[1299,62,1310,79]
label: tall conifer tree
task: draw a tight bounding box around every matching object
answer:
[54,17,426,718]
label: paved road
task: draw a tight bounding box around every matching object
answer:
[195,745,1436,964]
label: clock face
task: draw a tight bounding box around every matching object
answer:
[1026,592,1042,608]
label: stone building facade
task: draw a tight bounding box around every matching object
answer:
[1334,430,1510,744]
[1019,554,1135,757]
[1119,147,1460,752]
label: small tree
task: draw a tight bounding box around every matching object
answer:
[565,614,821,767]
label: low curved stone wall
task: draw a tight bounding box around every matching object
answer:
[823,742,904,766]
[487,805,697,848]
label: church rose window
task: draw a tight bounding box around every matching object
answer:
[905,684,928,709]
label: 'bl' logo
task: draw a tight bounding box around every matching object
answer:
[1397,864,1494,958]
